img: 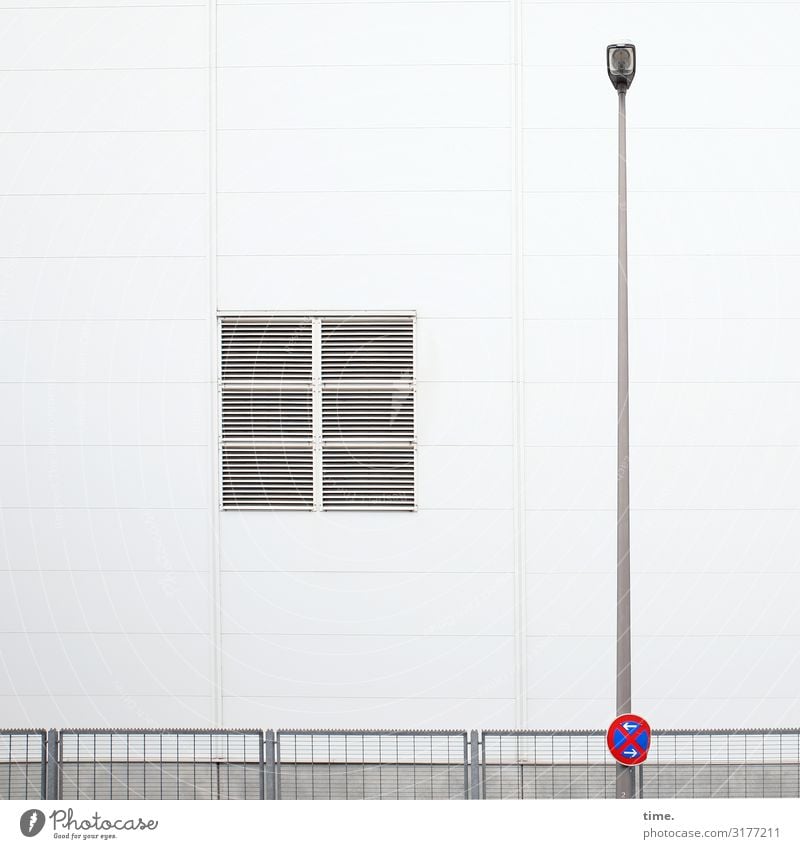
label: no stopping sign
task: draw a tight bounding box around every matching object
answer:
[607,713,651,766]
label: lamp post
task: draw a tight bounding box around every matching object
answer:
[607,42,636,800]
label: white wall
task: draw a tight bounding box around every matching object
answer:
[1,0,799,731]
[523,2,800,729]
[216,0,515,730]
[0,3,213,727]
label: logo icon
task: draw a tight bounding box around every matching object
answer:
[19,809,46,838]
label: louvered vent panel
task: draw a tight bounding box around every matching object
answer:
[322,446,415,510]
[321,318,414,382]
[322,391,414,440]
[222,390,312,440]
[220,314,415,511]
[222,445,313,509]
[221,319,312,382]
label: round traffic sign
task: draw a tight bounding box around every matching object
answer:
[606,713,651,766]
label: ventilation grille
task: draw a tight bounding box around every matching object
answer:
[322,446,415,510]
[222,390,312,440]
[220,314,415,511]
[322,391,414,440]
[222,445,313,509]
[321,318,413,382]
[221,319,312,382]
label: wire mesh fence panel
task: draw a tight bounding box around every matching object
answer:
[0,731,46,800]
[482,732,616,799]
[642,730,800,799]
[276,731,469,799]
[484,730,800,799]
[59,730,264,800]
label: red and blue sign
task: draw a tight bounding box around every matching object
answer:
[606,713,651,766]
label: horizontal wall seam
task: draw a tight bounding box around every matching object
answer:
[0,444,212,447]
[0,254,206,259]
[0,569,514,574]
[0,63,510,72]
[0,631,517,637]
[216,252,513,257]
[1,693,515,699]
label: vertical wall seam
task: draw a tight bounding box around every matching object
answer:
[510,0,528,728]
[208,0,223,727]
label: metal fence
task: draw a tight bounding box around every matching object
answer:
[276,730,469,800]
[642,730,800,799]
[3,727,800,801]
[482,729,800,799]
[482,730,616,799]
[58,730,264,800]
[0,731,46,800]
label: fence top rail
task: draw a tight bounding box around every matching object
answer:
[483,728,800,736]
[0,729,47,735]
[483,730,606,737]
[3,727,799,737]
[60,728,263,735]
[653,729,800,736]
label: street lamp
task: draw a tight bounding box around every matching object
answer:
[607,43,636,90]
[608,41,636,800]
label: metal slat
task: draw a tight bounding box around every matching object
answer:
[221,318,312,383]
[221,445,313,509]
[321,318,414,383]
[322,390,414,440]
[322,445,415,510]
[222,389,313,440]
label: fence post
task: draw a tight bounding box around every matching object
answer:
[45,730,59,800]
[264,731,276,800]
[469,731,482,800]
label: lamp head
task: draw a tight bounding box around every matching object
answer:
[607,43,636,91]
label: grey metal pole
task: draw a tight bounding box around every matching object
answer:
[45,729,59,800]
[469,730,482,799]
[615,86,634,801]
[264,730,276,800]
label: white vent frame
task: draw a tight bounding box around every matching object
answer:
[219,312,416,512]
